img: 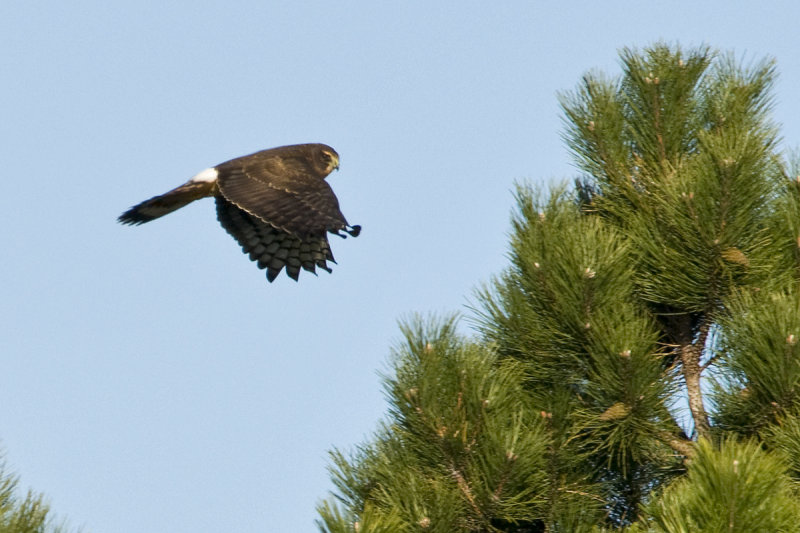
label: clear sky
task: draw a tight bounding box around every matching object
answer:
[2,1,799,531]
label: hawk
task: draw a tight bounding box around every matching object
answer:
[118,143,360,282]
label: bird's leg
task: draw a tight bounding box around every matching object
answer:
[332,225,361,238]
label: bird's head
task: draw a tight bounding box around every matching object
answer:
[316,145,340,176]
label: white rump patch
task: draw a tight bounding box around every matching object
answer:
[189,167,218,183]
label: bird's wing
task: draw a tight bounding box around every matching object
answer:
[215,196,335,282]
[216,152,350,238]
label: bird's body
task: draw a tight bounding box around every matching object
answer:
[119,143,360,282]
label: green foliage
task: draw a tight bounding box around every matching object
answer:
[713,289,800,433]
[562,44,785,314]
[0,459,64,533]
[635,439,800,533]
[766,152,800,280]
[318,316,591,532]
[476,186,680,521]
[316,501,406,533]
[762,414,800,480]
[321,43,800,532]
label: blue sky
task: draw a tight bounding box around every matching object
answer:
[2,1,799,531]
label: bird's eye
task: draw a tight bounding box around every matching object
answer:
[321,151,332,161]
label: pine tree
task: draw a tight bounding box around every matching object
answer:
[0,456,67,533]
[317,44,800,532]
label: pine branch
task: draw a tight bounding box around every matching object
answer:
[450,463,485,522]
[658,431,695,458]
[680,318,711,438]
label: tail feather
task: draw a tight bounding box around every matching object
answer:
[118,180,216,225]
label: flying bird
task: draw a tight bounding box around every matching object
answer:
[118,143,360,282]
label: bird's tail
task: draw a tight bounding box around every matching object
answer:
[118,180,217,225]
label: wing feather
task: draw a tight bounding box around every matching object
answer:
[215,196,335,282]
[215,147,351,238]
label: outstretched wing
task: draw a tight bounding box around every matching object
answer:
[216,149,355,238]
[215,196,335,282]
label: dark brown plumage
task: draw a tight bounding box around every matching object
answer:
[118,143,360,282]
